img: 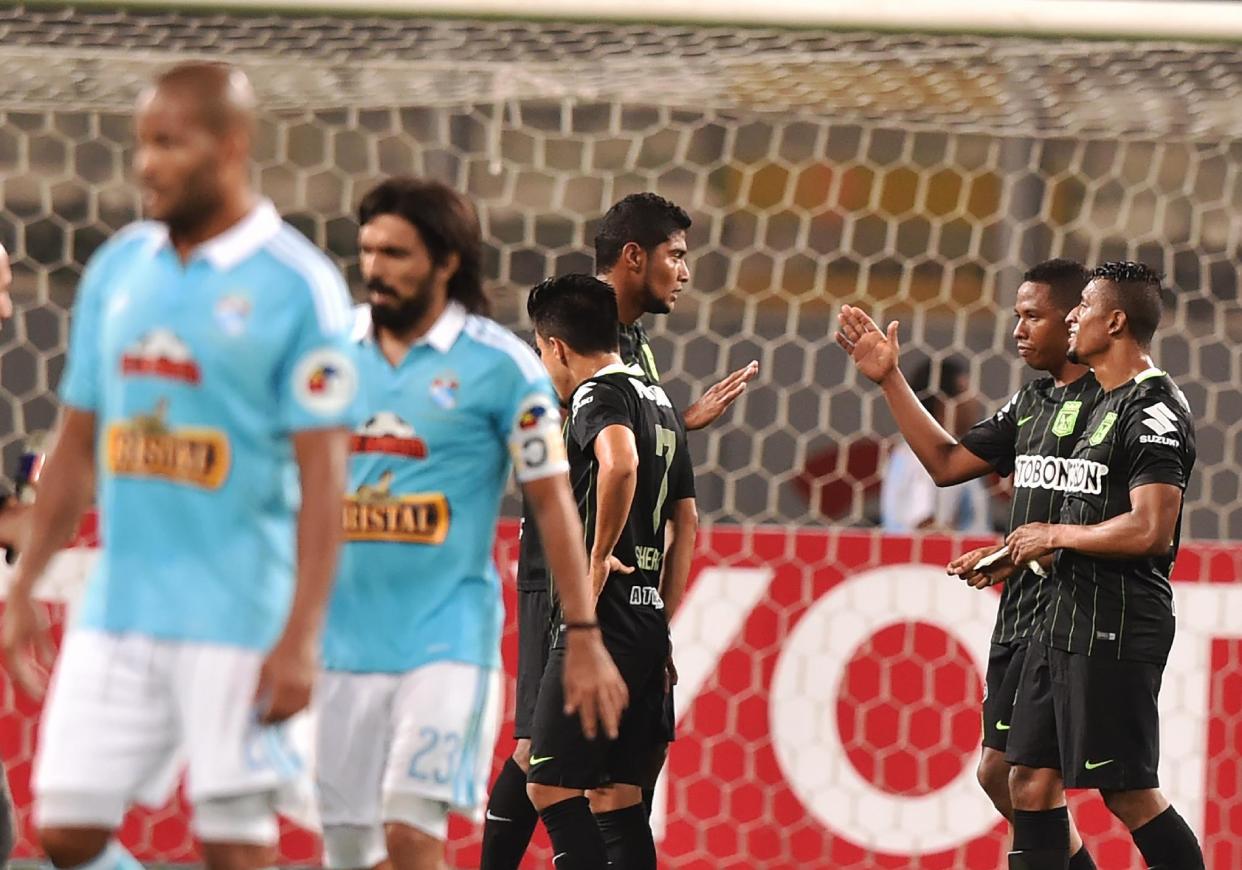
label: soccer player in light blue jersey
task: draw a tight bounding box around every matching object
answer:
[315,177,626,870]
[1,63,359,870]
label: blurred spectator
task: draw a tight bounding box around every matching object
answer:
[880,356,991,533]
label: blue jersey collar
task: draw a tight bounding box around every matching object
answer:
[352,300,467,354]
[145,199,282,271]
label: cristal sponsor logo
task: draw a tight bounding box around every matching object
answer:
[1142,402,1178,436]
[1012,455,1109,494]
[342,472,450,544]
[106,399,230,489]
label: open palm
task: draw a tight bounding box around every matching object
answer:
[835,304,900,384]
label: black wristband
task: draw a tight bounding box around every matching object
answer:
[562,621,600,632]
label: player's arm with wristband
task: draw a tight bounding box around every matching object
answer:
[524,474,628,740]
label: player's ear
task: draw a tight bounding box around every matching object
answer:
[621,241,645,273]
[436,250,461,285]
[1106,307,1127,338]
[552,336,570,367]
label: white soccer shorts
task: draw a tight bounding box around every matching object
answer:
[34,629,315,832]
[315,661,502,829]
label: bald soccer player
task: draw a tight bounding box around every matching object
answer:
[1,63,360,870]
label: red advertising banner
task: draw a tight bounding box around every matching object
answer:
[2,522,1239,868]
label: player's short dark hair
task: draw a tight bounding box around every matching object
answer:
[1022,258,1089,313]
[358,176,489,316]
[1090,261,1164,347]
[594,193,692,271]
[527,274,619,355]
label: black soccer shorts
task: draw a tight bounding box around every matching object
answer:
[512,587,555,740]
[1005,640,1163,790]
[981,640,1029,752]
[527,636,671,791]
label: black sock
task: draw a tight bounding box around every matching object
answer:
[1068,844,1098,870]
[1010,807,1069,870]
[1013,807,1070,852]
[538,796,608,870]
[480,759,540,870]
[1130,806,1204,870]
[596,804,656,870]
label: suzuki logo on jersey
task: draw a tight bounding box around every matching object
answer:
[627,378,673,409]
[120,329,201,385]
[106,398,230,489]
[351,412,429,459]
[343,471,450,545]
[1142,402,1179,436]
[1013,455,1109,495]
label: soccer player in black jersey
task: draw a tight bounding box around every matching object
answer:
[1001,262,1202,870]
[837,258,1100,870]
[483,194,752,868]
[516,274,696,870]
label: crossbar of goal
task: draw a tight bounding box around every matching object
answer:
[56,0,1242,41]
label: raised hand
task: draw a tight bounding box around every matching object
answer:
[835,305,900,384]
[683,361,759,430]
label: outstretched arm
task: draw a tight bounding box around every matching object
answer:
[835,305,993,486]
[1007,483,1183,564]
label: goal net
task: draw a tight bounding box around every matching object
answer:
[0,4,1239,868]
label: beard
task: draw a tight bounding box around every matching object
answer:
[1067,346,1080,364]
[369,276,435,334]
[159,162,226,240]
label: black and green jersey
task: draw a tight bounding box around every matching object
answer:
[560,363,694,652]
[960,371,1103,644]
[516,319,660,592]
[1041,368,1195,665]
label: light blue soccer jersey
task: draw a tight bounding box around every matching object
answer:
[323,302,566,673]
[59,200,361,651]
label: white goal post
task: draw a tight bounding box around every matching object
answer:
[61,0,1242,40]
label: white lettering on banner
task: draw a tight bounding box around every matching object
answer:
[8,543,1239,860]
[1159,584,1242,838]
[769,565,1000,852]
[648,567,775,842]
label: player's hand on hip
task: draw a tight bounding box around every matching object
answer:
[1,589,54,699]
[1006,523,1056,566]
[255,632,317,724]
[588,554,633,599]
[665,653,679,694]
[835,305,900,384]
[683,360,759,430]
[562,629,628,741]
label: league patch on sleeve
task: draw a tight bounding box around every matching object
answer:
[510,393,568,482]
[292,347,359,418]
